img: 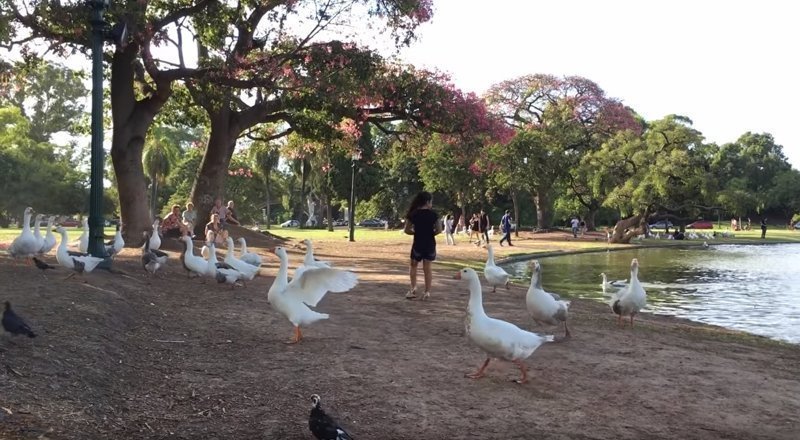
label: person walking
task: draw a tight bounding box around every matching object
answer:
[479,209,491,245]
[403,191,441,300]
[761,218,768,239]
[499,209,513,246]
[570,217,580,238]
[445,214,456,245]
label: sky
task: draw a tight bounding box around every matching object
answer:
[395,0,800,168]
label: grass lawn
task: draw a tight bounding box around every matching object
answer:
[265,226,399,242]
[267,225,800,244]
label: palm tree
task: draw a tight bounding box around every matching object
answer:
[142,132,180,220]
[248,142,281,229]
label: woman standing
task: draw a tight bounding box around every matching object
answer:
[403,191,441,300]
[445,214,456,245]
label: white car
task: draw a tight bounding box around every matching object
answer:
[280,219,300,228]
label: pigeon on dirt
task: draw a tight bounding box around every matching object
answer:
[3,302,37,338]
[32,257,56,272]
[308,394,353,440]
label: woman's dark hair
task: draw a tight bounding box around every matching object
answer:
[405,191,432,219]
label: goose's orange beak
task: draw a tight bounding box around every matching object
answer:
[454,271,462,280]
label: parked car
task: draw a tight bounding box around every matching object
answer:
[794,221,800,230]
[648,220,673,230]
[358,218,385,227]
[280,219,300,228]
[333,218,348,227]
[58,218,81,227]
[687,220,714,229]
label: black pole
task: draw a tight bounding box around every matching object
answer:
[88,0,109,263]
[348,159,356,242]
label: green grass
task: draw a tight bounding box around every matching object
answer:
[0,227,117,243]
[265,226,402,242]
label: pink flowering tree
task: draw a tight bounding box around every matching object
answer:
[484,74,641,229]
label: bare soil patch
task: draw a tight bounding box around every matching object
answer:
[2,230,799,439]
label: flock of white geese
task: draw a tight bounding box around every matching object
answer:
[6,207,647,384]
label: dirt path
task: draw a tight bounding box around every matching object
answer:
[1,230,799,439]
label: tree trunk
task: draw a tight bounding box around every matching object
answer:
[299,160,308,228]
[264,174,271,229]
[585,207,598,231]
[533,187,553,230]
[189,112,237,236]
[511,189,520,237]
[610,214,646,244]
[110,43,172,246]
[149,177,158,221]
[326,195,333,232]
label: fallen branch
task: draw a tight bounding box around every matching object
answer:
[154,339,186,343]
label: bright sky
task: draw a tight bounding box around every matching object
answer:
[396,0,800,168]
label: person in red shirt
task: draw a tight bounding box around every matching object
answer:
[161,205,188,238]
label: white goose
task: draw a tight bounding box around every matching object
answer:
[141,231,167,276]
[204,242,236,278]
[105,223,125,257]
[179,235,207,278]
[483,244,510,292]
[237,237,262,267]
[224,237,259,281]
[301,239,331,268]
[39,216,57,255]
[56,226,104,276]
[600,272,627,296]
[526,260,571,339]
[456,267,553,384]
[148,220,162,251]
[609,258,647,327]
[268,246,358,344]
[32,214,45,253]
[78,217,89,253]
[9,207,40,262]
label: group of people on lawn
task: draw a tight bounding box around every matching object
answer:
[159,198,240,245]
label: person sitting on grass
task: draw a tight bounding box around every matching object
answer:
[182,202,197,234]
[161,205,189,238]
[205,213,228,246]
[226,200,241,226]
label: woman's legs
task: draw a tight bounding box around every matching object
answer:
[407,259,419,298]
[422,260,432,296]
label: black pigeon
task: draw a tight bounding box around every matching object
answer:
[2,302,37,338]
[309,394,353,440]
[32,257,56,271]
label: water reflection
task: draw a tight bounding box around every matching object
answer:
[502,244,800,344]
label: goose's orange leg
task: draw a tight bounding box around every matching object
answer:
[465,358,491,379]
[511,360,529,384]
[285,326,303,344]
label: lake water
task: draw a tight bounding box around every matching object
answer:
[502,244,800,344]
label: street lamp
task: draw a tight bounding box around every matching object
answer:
[87,0,126,265]
[86,0,110,263]
[348,149,362,242]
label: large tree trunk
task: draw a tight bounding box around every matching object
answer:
[585,207,598,231]
[110,44,172,246]
[610,214,646,243]
[189,111,237,236]
[533,186,553,230]
[511,189,520,237]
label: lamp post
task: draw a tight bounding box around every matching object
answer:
[87,0,110,263]
[348,149,362,242]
